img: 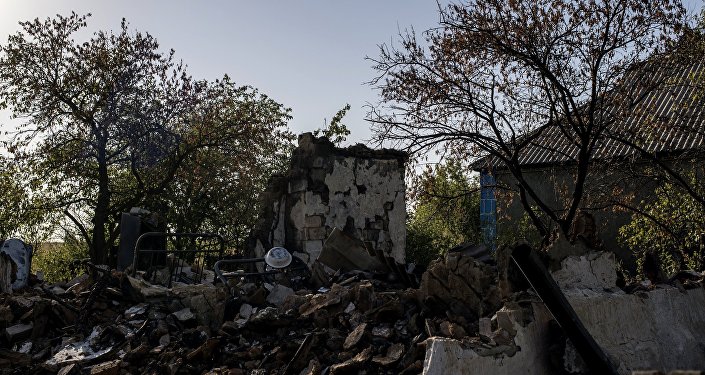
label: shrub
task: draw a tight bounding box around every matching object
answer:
[32,240,89,283]
[619,180,705,277]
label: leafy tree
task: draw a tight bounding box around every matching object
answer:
[0,155,52,245]
[406,160,480,265]
[368,0,687,242]
[314,103,351,145]
[619,176,705,276]
[152,104,295,249]
[0,13,292,263]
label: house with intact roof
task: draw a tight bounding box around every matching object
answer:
[477,57,705,267]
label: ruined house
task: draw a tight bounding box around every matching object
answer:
[247,133,408,268]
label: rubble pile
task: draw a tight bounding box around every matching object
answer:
[0,252,524,375]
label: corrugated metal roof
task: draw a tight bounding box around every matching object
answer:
[488,60,705,168]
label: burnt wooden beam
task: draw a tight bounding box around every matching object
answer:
[511,244,618,375]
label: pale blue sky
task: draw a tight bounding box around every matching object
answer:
[1,1,703,145]
[0,1,446,144]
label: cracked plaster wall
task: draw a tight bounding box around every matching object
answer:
[423,251,705,374]
[249,133,408,268]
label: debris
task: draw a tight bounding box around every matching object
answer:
[4,240,703,375]
[0,238,32,290]
[265,284,295,306]
[5,323,33,344]
[90,359,121,375]
[317,228,387,273]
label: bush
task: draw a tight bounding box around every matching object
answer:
[405,160,481,266]
[619,180,705,277]
[32,240,89,283]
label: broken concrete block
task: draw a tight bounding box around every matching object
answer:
[0,239,32,290]
[239,304,254,320]
[565,286,705,373]
[5,323,33,343]
[551,251,618,291]
[318,228,387,273]
[371,325,393,339]
[172,308,195,322]
[423,303,553,375]
[266,284,295,307]
[418,252,501,321]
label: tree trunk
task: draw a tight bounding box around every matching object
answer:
[91,144,111,265]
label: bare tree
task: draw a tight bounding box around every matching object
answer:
[368,0,687,240]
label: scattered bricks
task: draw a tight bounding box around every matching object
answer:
[371,343,405,367]
[90,360,121,375]
[343,323,368,350]
[350,280,375,311]
[329,347,373,375]
[371,325,393,339]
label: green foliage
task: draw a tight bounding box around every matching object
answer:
[0,13,293,263]
[406,160,480,265]
[619,180,705,276]
[314,103,351,145]
[32,239,89,284]
[497,210,543,248]
[0,156,52,244]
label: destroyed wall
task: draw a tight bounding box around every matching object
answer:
[423,248,705,375]
[249,133,408,267]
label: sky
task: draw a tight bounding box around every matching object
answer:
[0,1,703,146]
[0,1,447,145]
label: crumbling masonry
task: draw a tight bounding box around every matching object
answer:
[248,133,408,267]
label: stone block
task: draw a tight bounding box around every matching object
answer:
[306,227,327,240]
[305,215,323,227]
[266,284,295,307]
[5,323,32,343]
[551,251,618,291]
